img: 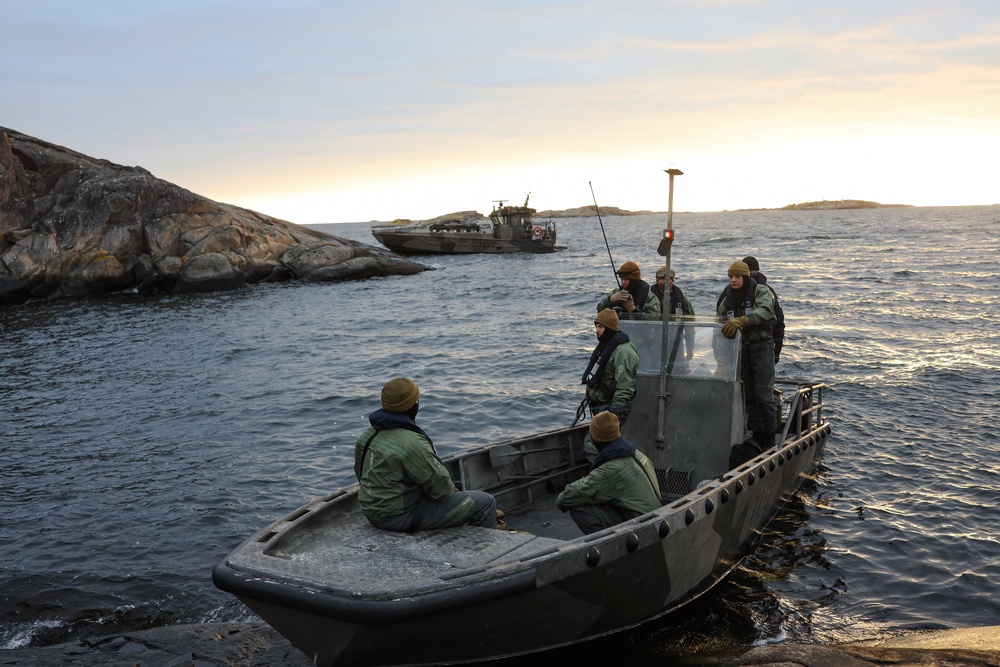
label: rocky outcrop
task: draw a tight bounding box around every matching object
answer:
[381,210,485,228]
[535,205,657,218]
[0,127,428,306]
[779,199,910,210]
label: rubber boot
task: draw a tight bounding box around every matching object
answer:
[753,431,775,450]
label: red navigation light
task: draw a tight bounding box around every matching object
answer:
[657,229,674,256]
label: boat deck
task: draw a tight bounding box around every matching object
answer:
[259,494,581,593]
[502,492,582,540]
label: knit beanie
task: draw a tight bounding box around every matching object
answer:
[381,377,420,413]
[742,256,759,272]
[589,410,621,444]
[616,261,641,279]
[655,266,667,279]
[594,308,620,332]
[728,261,750,277]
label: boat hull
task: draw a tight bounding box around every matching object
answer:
[371,229,557,255]
[214,421,830,666]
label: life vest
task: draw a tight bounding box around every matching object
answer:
[582,330,630,396]
[670,284,686,314]
[629,279,651,311]
[717,277,759,320]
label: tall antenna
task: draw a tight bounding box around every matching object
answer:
[589,181,620,289]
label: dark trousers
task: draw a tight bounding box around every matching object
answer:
[743,339,777,440]
[368,489,497,532]
[569,504,639,535]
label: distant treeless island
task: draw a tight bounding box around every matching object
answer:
[393,199,908,224]
[749,199,911,211]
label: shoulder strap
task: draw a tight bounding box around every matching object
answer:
[357,430,379,478]
[634,280,650,310]
[632,453,661,504]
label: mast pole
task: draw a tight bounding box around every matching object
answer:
[656,168,683,447]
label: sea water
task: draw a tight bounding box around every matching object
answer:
[2,204,999,662]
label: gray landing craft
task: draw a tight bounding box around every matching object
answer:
[214,301,831,666]
[370,194,558,254]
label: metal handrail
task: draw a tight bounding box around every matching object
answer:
[776,381,827,446]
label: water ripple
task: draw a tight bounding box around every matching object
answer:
[3,204,1000,653]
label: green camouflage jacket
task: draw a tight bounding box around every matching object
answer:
[354,425,458,521]
[556,447,661,515]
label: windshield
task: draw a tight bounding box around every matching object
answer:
[618,317,738,380]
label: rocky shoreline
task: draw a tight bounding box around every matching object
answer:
[0,127,428,306]
[4,622,999,666]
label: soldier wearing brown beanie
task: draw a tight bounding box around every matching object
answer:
[354,377,497,532]
[579,309,639,463]
[556,411,661,535]
[596,261,661,319]
[715,260,778,461]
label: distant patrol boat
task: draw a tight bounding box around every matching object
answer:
[371,194,558,254]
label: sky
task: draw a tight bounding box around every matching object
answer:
[3,1,999,224]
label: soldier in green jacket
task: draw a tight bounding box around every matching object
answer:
[581,308,639,462]
[596,261,661,319]
[556,411,662,535]
[584,309,639,418]
[653,266,697,364]
[714,260,778,463]
[354,377,496,532]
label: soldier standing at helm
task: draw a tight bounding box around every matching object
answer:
[580,308,639,462]
[653,266,697,363]
[597,261,661,319]
[652,266,695,316]
[742,256,785,364]
[715,261,777,464]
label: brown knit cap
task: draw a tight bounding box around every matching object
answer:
[381,377,419,412]
[594,308,620,332]
[616,261,641,279]
[589,410,621,443]
[728,261,750,277]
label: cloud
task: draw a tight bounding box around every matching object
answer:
[3,0,999,221]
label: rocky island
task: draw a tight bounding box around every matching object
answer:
[736,199,910,212]
[411,200,909,222]
[0,127,428,307]
[535,204,657,218]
